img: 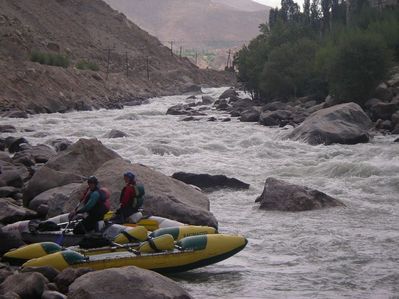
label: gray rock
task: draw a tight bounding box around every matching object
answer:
[29,183,81,217]
[0,198,37,224]
[259,110,292,127]
[47,138,72,152]
[239,109,260,122]
[0,230,25,256]
[0,126,16,133]
[41,290,66,299]
[200,96,214,105]
[219,88,238,99]
[256,177,345,211]
[287,102,372,145]
[68,266,192,299]
[374,83,393,102]
[0,272,48,299]
[0,269,13,285]
[0,187,20,198]
[366,99,399,121]
[166,104,193,115]
[172,172,250,191]
[8,138,29,154]
[64,158,218,228]
[22,167,83,207]
[1,111,28,119]
[21,267,60,282]
[0,161,27,187]
[103,130,128,138]
[55,268,92,294]
[0,291,20,299]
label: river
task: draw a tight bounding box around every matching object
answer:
[1,87,398,298]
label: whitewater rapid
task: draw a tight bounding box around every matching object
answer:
[1,87,398,298]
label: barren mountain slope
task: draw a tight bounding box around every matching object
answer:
[104,0,270,49]
[0,0,233,113]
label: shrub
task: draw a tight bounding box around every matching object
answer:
[30,50,69,68]
[76,60,100,71]
[327,30,392,104]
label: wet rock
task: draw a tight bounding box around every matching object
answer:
[0,140,4,152]
[219,88,238,99]
[287,102,372,145]
[172,172,250,191]
[256,177,345,211]
[166,104,193,115]
[1,111,28,119]
[12,152,35,167]
[240,108,260,122]
[104,129,128,138]
[0,198,37,224]
[47,138,72,152]
[68,266,192,299]
[21,267,60,282]
[214,99,229,110]
[55,268,92,294]
[259,110,292,127]
[0,126,16,133]
[181,116,199,121]
[0,272,48,299]
[221,118,231,122]
[201,95,214,105]
[8,138,29,154]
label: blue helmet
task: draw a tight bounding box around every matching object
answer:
[124,172,135,181]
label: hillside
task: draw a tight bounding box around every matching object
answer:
[104,0,270,50]
[0,0,234,114]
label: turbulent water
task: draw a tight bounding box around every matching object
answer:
[1,88,399,298]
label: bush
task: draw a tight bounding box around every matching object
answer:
[327,30,392,104]
[76,60,100,71]
[30,50,69,68]
[260,38,319,99]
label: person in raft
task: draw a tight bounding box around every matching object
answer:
[111,171,145,224]
[69,176,110,234]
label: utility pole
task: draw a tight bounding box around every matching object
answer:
[146,56,150,80]
[170,41,174,56]
[179,46,182,58]
[125,51,129,78]
[226,49,231,69]
[106,48,111,80]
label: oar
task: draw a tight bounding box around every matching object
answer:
[55,220,72,246]
[111,241,140,255]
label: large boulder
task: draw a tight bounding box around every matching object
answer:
[287,102,372,145]
[0,161,27,188]
[259,110,292,127]
[28,183,81,217]
[0,272,48,299]
[0,199,37,224]
[172,172,250,191]
[68,266,192,299]
[21,267,60,283]
[23,139,120,205]
[54,268,93,294]
[63,158,218,228]
[23,167,83,206]
[256,177,345,211]
[43,139,121,175]
[0,230,25,256]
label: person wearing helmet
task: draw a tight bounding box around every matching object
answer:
[111,171,145,224]
[70,175,109,234]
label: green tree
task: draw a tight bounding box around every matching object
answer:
[260,38,319,99]
[327,31,392,103]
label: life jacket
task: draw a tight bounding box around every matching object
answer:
[81,186,110,211]
[120,184,145,210]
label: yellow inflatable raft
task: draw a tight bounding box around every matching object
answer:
[21,234,247,273]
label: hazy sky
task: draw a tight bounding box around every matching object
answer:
[253,0,304,9]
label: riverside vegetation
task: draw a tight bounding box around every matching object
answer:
[234,0,399,105]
